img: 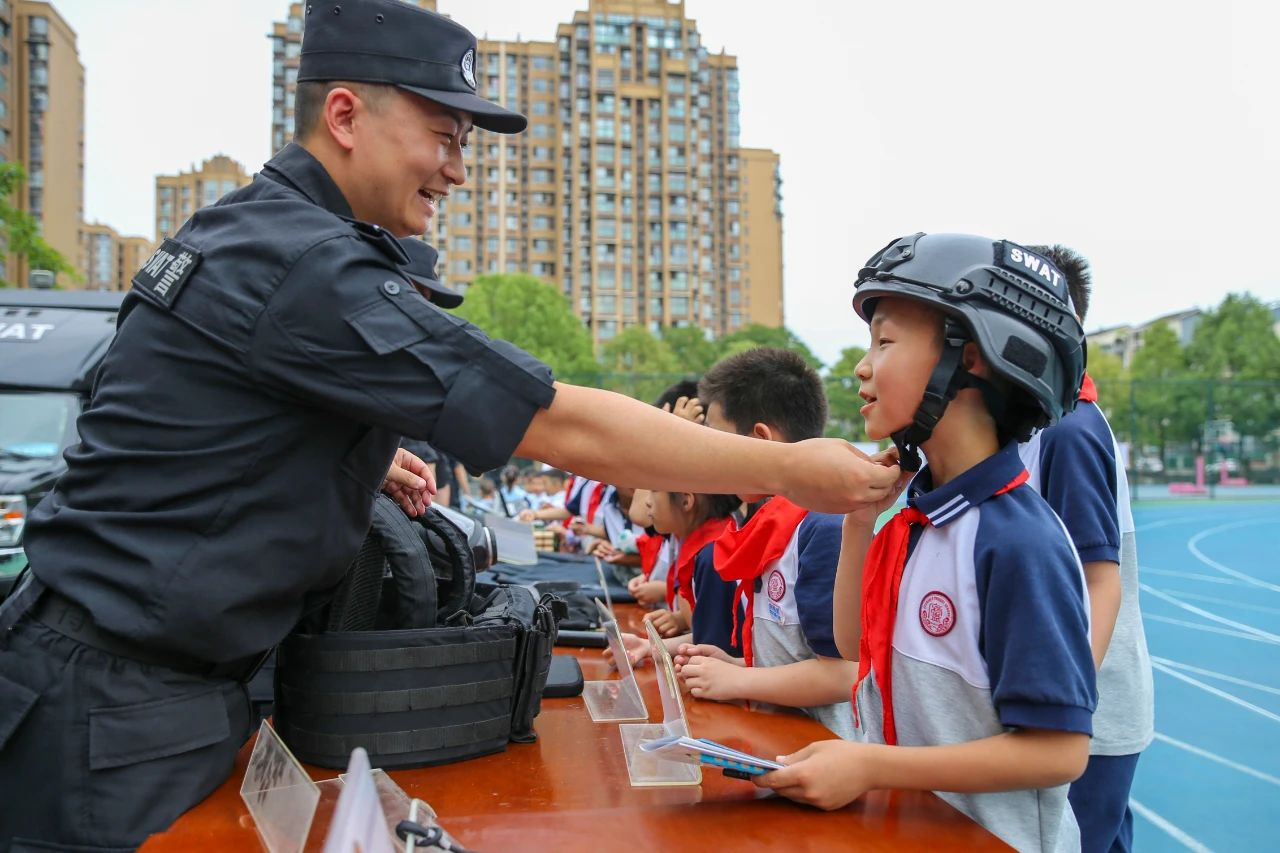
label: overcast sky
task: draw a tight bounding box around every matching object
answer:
[59,0,1279,365]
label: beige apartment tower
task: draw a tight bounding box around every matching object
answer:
[7,1,84,288]
[80,221,153,291]
[154,155,251,243]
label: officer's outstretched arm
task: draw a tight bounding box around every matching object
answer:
[514,383,901,514]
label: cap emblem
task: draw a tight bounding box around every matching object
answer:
[460,48,476,90]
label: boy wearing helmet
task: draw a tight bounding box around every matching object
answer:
[758,234,1096,853]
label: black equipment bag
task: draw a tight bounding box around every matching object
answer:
[273,496,563,769]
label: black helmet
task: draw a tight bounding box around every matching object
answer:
[852,233,1086,470]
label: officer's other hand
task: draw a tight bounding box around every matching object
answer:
[779,438,902,514]
[384,448,437,517]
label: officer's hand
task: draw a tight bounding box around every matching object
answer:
[383,448,436,517]
[845,447,912,526]
[779,439,903,514]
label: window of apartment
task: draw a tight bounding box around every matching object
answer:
[596,193,615,213]
[30,16,48,36]
[670,296,689,316]
[596,68,615,89]
[533,215,553,230]
[598,218,616,238]
[595,118,615,139]
[670,271,689,290]
[532,101,550,115]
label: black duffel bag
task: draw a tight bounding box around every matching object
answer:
[273,495,563,769]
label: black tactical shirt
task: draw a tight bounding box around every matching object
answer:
[25,143,555,661]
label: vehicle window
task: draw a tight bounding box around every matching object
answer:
[0,393,79,458]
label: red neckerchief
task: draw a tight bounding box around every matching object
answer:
[666,517,732,611]
[854,469,1029,744]
[637,532,666,578]
[585,482,608,524]
[713,497,809,666]
[1078,372,1098,404]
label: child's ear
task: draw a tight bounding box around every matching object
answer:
[680,493,696,512]
[962,341,990,376]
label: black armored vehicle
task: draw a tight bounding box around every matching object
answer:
[0,289,123,597]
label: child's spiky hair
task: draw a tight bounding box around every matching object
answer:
[1029,244,1092,322]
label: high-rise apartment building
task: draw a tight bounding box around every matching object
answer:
[274,0,783,343]
[269,0,436,156]
[0,2,13,166]
[154,154,251,242]
[80,221,153,291]
[7,1,83,288]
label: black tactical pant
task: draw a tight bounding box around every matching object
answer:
[0,597,253,851]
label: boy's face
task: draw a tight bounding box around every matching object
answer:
[854,296,945,441]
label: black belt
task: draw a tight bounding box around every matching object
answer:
[27,584,269,683]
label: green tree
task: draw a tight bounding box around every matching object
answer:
[716,323,824,371]
[454,273,598,376]
[824,345,872,442]
[1186,292,1280,459]
[0,162,78,286]
[1130,322,1202,460]
[599,325,683,401]
[661,324,720,374]
[1084,349,1131,434]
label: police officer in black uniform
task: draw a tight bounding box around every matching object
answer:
[0,1,902,847]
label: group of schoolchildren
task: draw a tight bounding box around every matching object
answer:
[542,236,1153,853]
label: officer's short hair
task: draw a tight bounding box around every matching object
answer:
[294,80,393,142]
[1029,244,1092,322]
[699,347,827,442]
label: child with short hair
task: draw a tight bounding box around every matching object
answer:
[674,347,859,740]
[758,234,1095,853]
[1022,245,1153,853]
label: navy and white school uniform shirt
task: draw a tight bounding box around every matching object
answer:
[1020,383,1154,757]
[690,544,742,656]
[853,443,1096,853]
[716,499,855,739]
[597,487,644,548]
[754,512,854,739]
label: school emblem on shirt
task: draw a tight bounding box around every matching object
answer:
[767,570,787,602]
[919,591,956,637]
[460,48,476,89]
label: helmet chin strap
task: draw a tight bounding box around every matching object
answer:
[890,321,1006,472]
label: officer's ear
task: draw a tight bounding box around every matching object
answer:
[323,86,362,152]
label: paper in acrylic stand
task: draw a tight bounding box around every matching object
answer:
[321,748,395,853]
[239,720,441,852]
[582,598,649,722]
[618,619,701,787]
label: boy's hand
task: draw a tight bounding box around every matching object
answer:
[673,643,743,669]
[644,608,686,637]
[754,740,878,810]
[664,396,705,424]
[517,508,537,522]
[382,448,436,517]
[680,654,746,701]
[603,631,652,669]
[588,539,619,559]
[780,439,903,514]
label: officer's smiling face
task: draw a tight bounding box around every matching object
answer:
[854,297,945,440]
[350,90,472,237]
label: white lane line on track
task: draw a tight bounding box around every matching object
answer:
[1151,656,1280,698]
[1141,567,1258,588]
[1140,584,1280,643]
[1151,661,1280,724]
[1130,799,1215,853]
[1155,590,1280,616]
[1145,614,1280,644]
[1152,732,1280,787]
[1187,519,1280,593]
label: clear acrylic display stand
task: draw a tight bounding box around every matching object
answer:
[618,620,702,787]
[240,720,443,852]
[582,598,649,722]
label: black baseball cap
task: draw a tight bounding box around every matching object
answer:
[399,238,463,308]
[298,0,526,134]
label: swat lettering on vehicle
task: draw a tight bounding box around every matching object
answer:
[0,322,55,342]
[132,238,202,308]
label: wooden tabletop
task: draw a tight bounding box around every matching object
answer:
[143,607,1009,852]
